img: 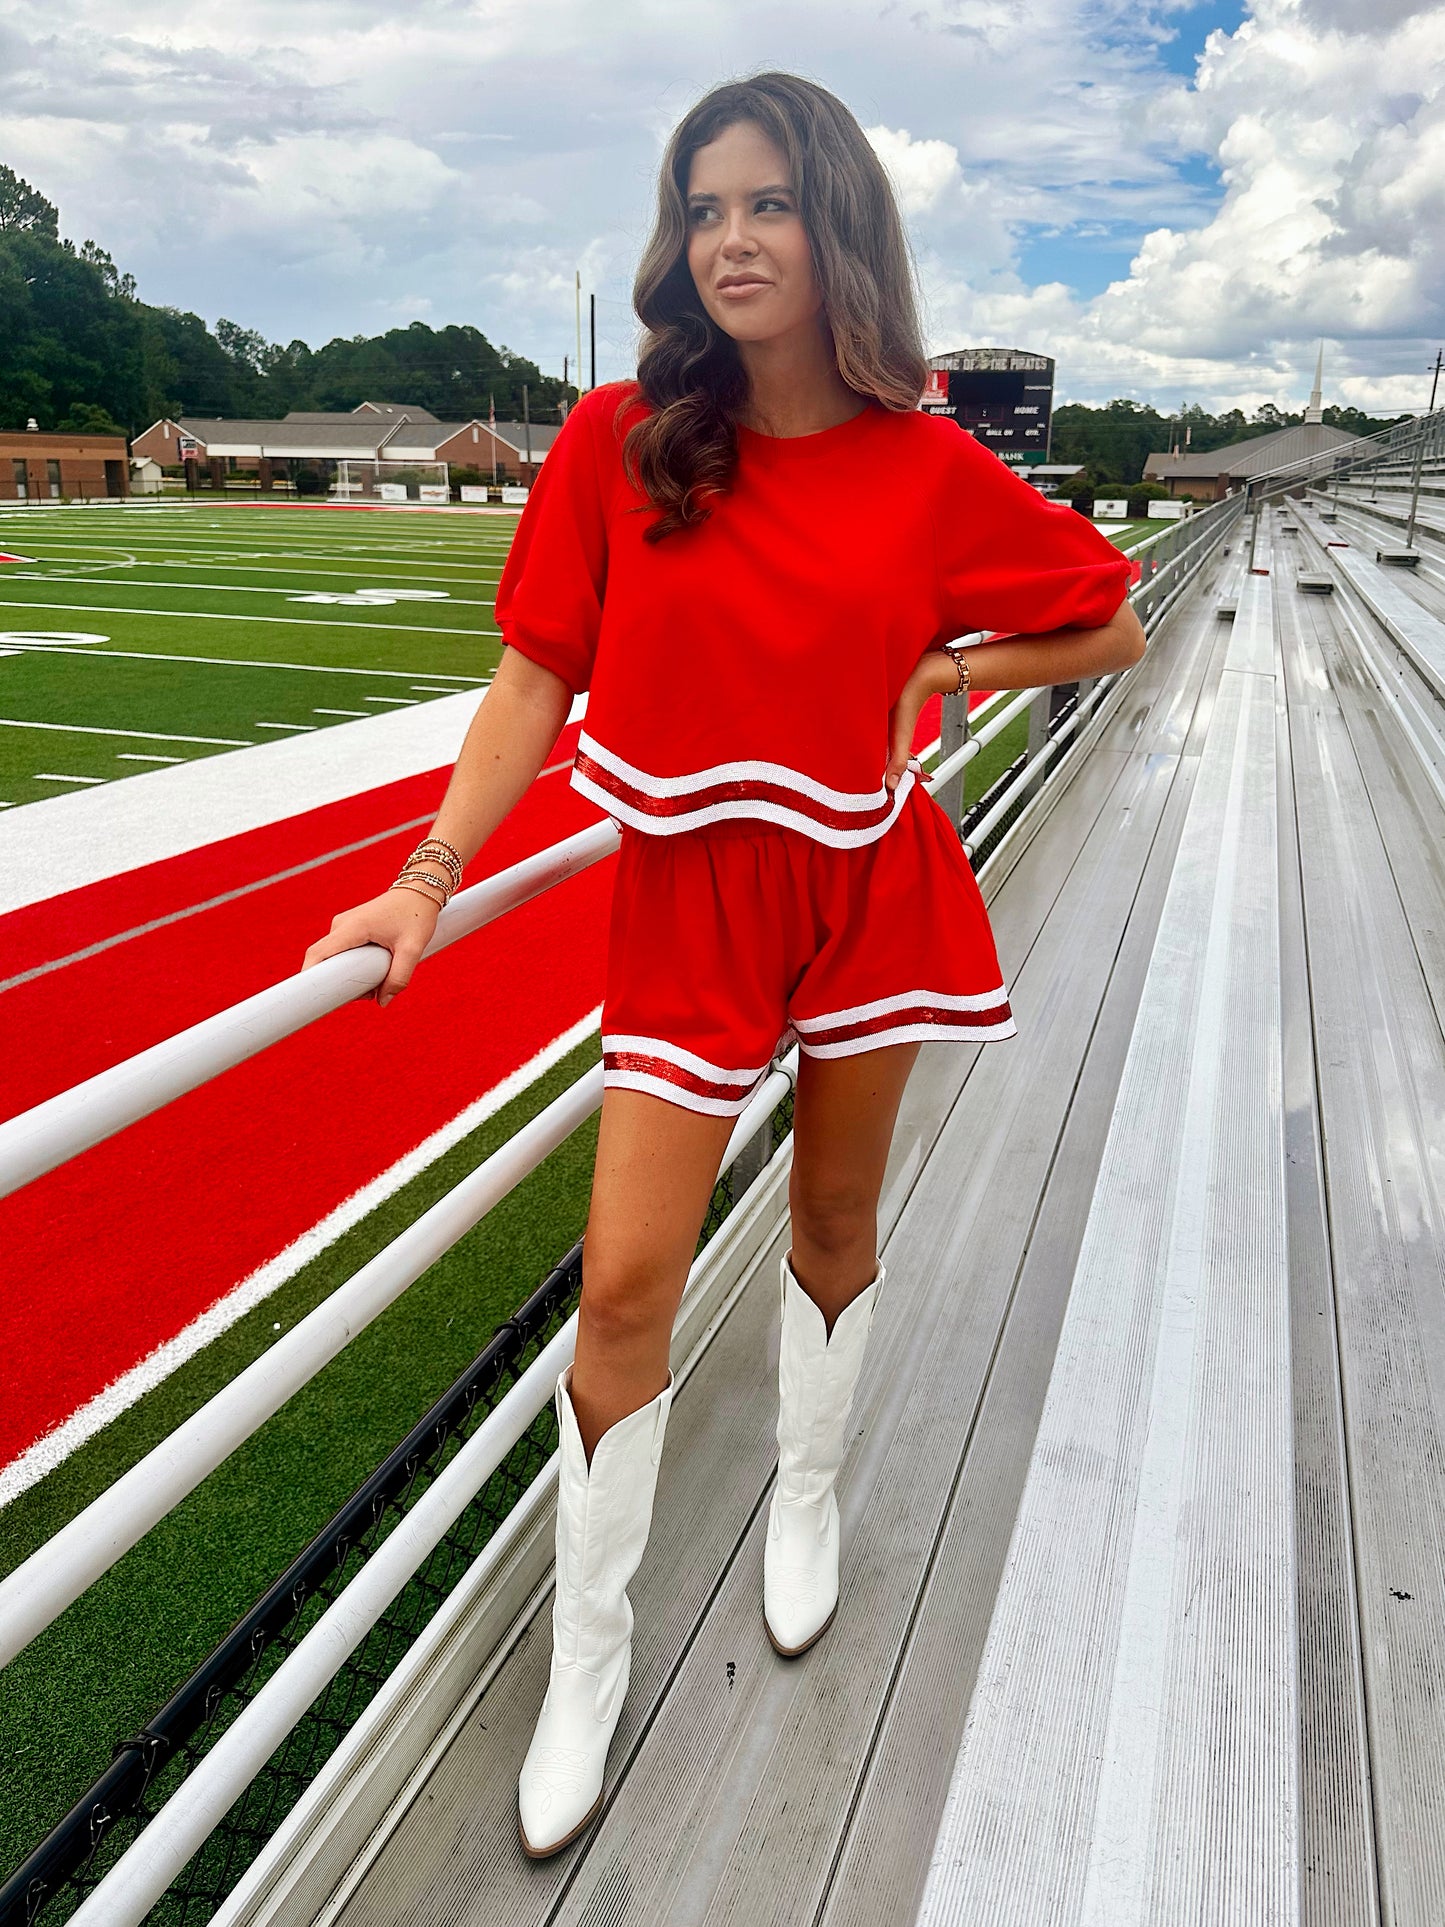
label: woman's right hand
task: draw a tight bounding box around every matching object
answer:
[300,888,442,1008]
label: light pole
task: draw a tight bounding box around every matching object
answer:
[1404,347,1443,550]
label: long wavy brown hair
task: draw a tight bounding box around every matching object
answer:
[623,72,929,542]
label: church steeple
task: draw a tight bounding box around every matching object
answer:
[1304,342,1324,424]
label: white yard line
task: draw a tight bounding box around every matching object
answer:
[34,772,106,785]
[10,574,496,606]
[0,717,253,745]
[0,1008,603,1507]
[0,641,491,681]
[0,598,497,639]
[11,535,513,567]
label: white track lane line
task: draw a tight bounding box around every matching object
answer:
[2,750,574,992]
[0,1008,603,1507]
[0,688,579,913]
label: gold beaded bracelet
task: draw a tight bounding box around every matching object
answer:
[390,833,465,909]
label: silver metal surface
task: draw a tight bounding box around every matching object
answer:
[228,512,1445,1926]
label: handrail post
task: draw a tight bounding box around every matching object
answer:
[935,687,971,831]
[1025,686,1050,788]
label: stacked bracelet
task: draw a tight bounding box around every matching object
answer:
[391,835,465,908]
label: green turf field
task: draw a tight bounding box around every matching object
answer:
[0,498,1154,814]
[0,502,513,808]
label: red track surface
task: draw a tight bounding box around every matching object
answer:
[1,696,961,1467]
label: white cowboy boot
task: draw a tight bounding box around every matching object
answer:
[764,1249,885,1656]
[518,1361,674,1857]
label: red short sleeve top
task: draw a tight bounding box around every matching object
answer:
[495,380,1131,846]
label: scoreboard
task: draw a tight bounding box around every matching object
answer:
[923,348,1054,465]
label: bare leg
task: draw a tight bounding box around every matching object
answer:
[571,1088,737,1463]
[787,1042,922,1334]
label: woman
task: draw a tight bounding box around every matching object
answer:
[302,72,1145,1859]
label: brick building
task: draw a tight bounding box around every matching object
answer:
[132,403,561,492]
[0,429,129,502]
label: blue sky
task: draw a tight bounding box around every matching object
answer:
[0,0,1439,415]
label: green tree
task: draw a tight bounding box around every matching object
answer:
[0,164,59,237]
[54,403,127,436]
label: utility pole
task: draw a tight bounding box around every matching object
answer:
[523,382,532,477]
[575,271,583,412]
[590,293,597,392]
[1404,347,1443,549]
[561,355,569,420]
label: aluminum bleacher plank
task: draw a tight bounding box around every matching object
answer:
[1281,568,1445,1927]
[915,570,1300,1925]
[1272,582,1381,1927]
[1290,577,1445,1033]
[819,650,1216,1927]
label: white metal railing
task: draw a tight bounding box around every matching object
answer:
[1244,403,1445,505]
[1,509,1238,1923]
[0,820,618,1201]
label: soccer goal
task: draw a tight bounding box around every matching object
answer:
[332,459,451,504]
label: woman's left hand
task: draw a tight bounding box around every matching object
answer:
[883,648,956,792]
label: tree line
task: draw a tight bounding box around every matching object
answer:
[0,165,571,437]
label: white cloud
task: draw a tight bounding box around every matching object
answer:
[865,125,965,216]
[0,0,1440,412]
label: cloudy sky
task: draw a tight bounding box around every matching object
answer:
[2,0,1441,414]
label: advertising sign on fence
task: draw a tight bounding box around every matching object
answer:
[501,485,530,505]
[1147,500,1188,519]
[460,486,490,503]
[418,485,450,504]
[1094,499,1128,519]
[376,483,408,502]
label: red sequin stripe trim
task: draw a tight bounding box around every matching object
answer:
[574,750,897,832]
[603,1048,764,1101]
[799,996,1014,1047]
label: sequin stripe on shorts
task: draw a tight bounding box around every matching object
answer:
[600,1034,771,1113]
[791,987,1016,1055]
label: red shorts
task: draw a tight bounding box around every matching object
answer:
[600,779,1018,1116]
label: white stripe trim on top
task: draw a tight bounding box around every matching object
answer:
[578,730,897,810]
[572,763,915,846]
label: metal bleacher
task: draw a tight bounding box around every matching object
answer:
[5,424,1445,1924]
[219,479,1444,1920]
